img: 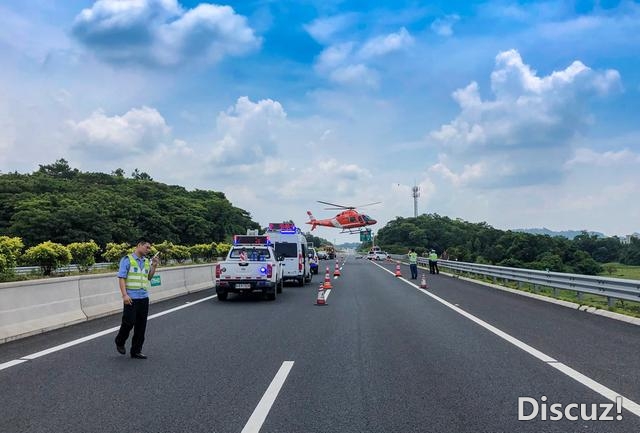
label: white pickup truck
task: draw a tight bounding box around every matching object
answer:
[215,236,284,301]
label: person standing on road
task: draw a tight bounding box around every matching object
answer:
[115,239,160,359]
[408,249,418,279]
[428,249,439,275]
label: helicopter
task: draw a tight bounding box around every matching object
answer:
[306,201,380,234]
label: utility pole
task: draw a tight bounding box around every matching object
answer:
[412,184,420,218]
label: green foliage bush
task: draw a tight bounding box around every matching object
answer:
[216,242,232,257]
[67,240,100,272]
[23,241,72,276]
[189,243,217,262]
[0,236,23,275]
[103,242,132,264]
[172,245,191,263]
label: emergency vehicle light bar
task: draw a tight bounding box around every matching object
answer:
[267,222,297,234]
[233,235,271,245]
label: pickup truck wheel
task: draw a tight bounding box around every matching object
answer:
[265,291,276,301]
[297,277,304,287]
[217,291,228,301]
[276,279,283,294]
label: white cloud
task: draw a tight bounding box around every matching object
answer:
[565,148,640,167]
[329,64,379,87]
[68,106,171,156]
[430,15,460,37]
[358,27,414,58]
[313,27,413,87]
[211,96,287,164]
[429,49,621,187]
[72,0,260,66]
[304,14,357,44]
[317,158,371,180]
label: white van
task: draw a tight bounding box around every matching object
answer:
[265,222,312,286]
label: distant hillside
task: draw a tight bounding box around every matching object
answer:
[374,214,640,273]
[0,159,260,246]
[513,228,606,239]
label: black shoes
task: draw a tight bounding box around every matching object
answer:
[131,353,147,359]
[116,344,126,355]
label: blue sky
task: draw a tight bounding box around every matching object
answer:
[1,0,639,242]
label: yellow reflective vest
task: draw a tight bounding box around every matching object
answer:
[125,254,151,291]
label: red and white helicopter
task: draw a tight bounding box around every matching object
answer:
[306,201,379,234]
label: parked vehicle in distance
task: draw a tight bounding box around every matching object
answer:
[374,251,389,260]
[317,250,328,260]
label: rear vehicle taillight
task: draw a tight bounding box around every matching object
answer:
[299,253,303,271]
[267,264,273,278]
[215,264,221,278]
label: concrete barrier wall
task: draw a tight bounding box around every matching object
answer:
[0,264,215,344]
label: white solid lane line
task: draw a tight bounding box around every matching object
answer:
[0,359,28,370]
[0,294,218,371]
[241,361,295,433]
[371,261,640,418]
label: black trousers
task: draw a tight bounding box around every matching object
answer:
[115,297,149,354]
[410,264,418,279]
[429,261,439,274]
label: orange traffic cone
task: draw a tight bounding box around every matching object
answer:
[315,285,327,306]
[333,261,341,277]
[323,267,333,289]
[420,274,428,289]
[395,263,402,277]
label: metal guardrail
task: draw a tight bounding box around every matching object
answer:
[14,262,114,275]
[389,255,640,306]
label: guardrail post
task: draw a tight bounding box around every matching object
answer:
[607,296,615,307]
[576,291,583,301]
[552,287,559,297]
[493,276,496,284]
[517,281,522,290]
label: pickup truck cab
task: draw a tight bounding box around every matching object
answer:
[215,235,283,301]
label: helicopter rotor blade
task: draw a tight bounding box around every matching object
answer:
[353,201,382,209]
[317,200,351,209]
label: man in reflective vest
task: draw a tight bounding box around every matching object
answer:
[408,249,418,279]
[115,239,160,359]
[428,249,439,275]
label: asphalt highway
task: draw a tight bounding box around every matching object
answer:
[1,257,639,433]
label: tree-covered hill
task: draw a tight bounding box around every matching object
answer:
[0,159,259,246]
[375,214,640,275]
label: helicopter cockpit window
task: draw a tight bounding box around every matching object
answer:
[349,217,356,223]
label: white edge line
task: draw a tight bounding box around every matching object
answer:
[324,289,332,301]
[4,294,218,365]
[241,361,294,433]
[372,261,640,418]
[0,359,28,371]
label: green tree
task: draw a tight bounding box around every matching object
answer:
[603,263,618,276]
[23,241,72,275]
[67,240,100,272]
[37,159,78,179]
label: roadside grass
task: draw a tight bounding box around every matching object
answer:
[599,263,640,280]
[440,267,640,319]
